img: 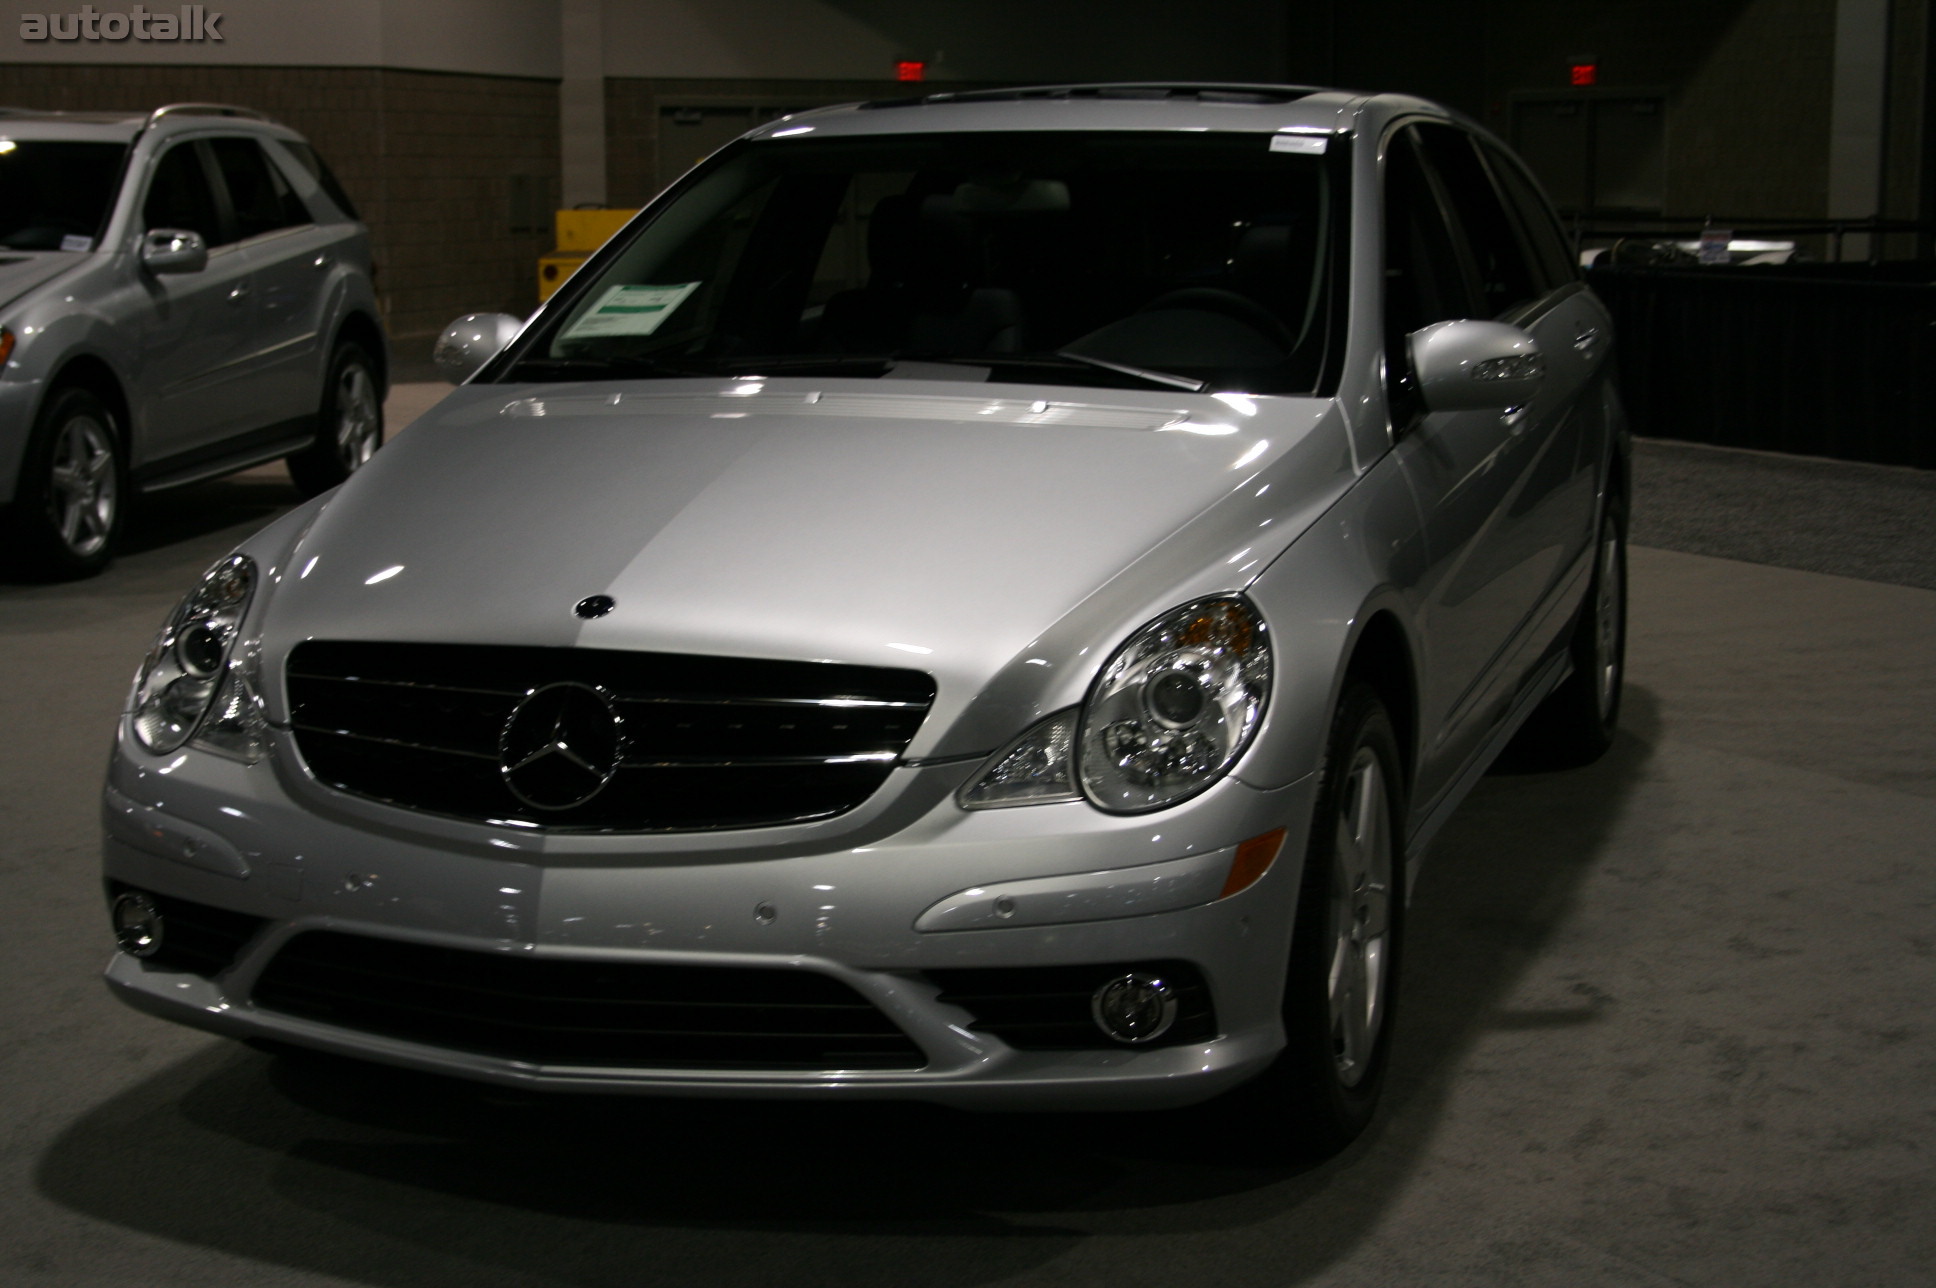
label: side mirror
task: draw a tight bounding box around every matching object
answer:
[433,312,523,385]
[140,228,207,275]
[1408,319,1544,413]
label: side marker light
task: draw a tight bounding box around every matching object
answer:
[1220,827,1287,899]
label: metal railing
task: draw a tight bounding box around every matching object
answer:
[1567,214,1933,265]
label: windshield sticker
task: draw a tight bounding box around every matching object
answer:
[59,234,94,252]
[563,282,701,338]
[1269,133,1328,155]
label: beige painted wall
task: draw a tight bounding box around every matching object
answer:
[3,0,559,75]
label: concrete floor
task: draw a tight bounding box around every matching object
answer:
[1,392,1931,1287]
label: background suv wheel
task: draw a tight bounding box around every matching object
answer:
[288,341,383,498]
[8,386,123,579]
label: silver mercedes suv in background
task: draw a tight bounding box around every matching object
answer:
[102,84,1627,1158]
[0,103,385,578]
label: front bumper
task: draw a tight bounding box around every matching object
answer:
[102,727,1318,1111]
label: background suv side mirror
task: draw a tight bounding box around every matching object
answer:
[1408,319,1544,413]
[139,228,207,274]
[434,312,523,384]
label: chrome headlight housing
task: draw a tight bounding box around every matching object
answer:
[960,596,1271,814]
[1078,596,1270,812]
[130,555,261,757]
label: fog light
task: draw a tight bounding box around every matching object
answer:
[1090,972,1179,1044]
[112,891,164,958]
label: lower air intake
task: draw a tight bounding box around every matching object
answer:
[250,931,927,1071]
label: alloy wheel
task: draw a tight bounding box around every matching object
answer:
[334,361,381,472]
[1592,522,1625,721]
[1327,745,1392,1087]
[47,411,118,558]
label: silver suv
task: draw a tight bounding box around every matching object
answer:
[0,103,385,577]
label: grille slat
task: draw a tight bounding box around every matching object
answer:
[285,641,935,832]
[251,932,927,1070]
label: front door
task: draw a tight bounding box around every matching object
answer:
[126,138,261,469]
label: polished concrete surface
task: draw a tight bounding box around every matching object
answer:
[2,391,1931,1287]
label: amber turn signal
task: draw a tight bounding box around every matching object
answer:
[1220,826,1287,899]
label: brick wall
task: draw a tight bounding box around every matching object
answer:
[0,64,559,344]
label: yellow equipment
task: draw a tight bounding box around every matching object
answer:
[538,208,639,301]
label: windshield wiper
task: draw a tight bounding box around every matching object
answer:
[1042,351,1207,392]
[512,350,1206,393]
[899,350,1207,392]
[702,354,898,376]
[506,356,719,381]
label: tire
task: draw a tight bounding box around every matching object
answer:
[288,341,382,498]
[1510,495,1627,768]
[1232,682,1405,1160]
[7,385,124,579]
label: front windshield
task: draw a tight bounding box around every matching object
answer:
[0,140,127,251]
[511,130,1343,395]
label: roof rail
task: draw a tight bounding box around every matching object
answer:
[861,83,1322,110]
[145,103,275,128]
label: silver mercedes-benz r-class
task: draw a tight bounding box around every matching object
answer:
[102,84,1627,1156]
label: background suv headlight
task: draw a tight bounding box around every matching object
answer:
[960,596,1271,813]
[129,555,260,757]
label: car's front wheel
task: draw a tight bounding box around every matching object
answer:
[288,341,382,497]
[1228,681,1405,1159]
[7,385,123,579]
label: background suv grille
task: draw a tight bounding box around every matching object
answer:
[284,640,935,832]
[251,931,928,1071]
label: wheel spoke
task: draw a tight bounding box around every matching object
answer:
[58,495,86,543]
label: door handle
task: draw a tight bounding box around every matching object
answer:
[312,254,330,271]
[1573,326,1602,353]
[226,284,250,304]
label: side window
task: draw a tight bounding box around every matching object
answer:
[1382,127,1476,350]
[1482,141,1579,290]
[142,142,225,245]
[208,136,310,241]
[1412,123,1539,318]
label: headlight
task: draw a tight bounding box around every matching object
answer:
[130,555,258,756]
[960,596,1270,814]
[1078,596,1270,812]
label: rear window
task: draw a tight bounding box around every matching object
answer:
[275,139,360,221]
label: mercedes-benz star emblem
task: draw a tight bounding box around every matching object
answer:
[498,682,624,810]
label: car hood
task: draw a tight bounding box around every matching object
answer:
[0,251,84,311]
[256,380,1354,758]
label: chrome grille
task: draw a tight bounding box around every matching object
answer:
[284,641,935,832]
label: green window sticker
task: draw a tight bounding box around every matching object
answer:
[564,282,701,338]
